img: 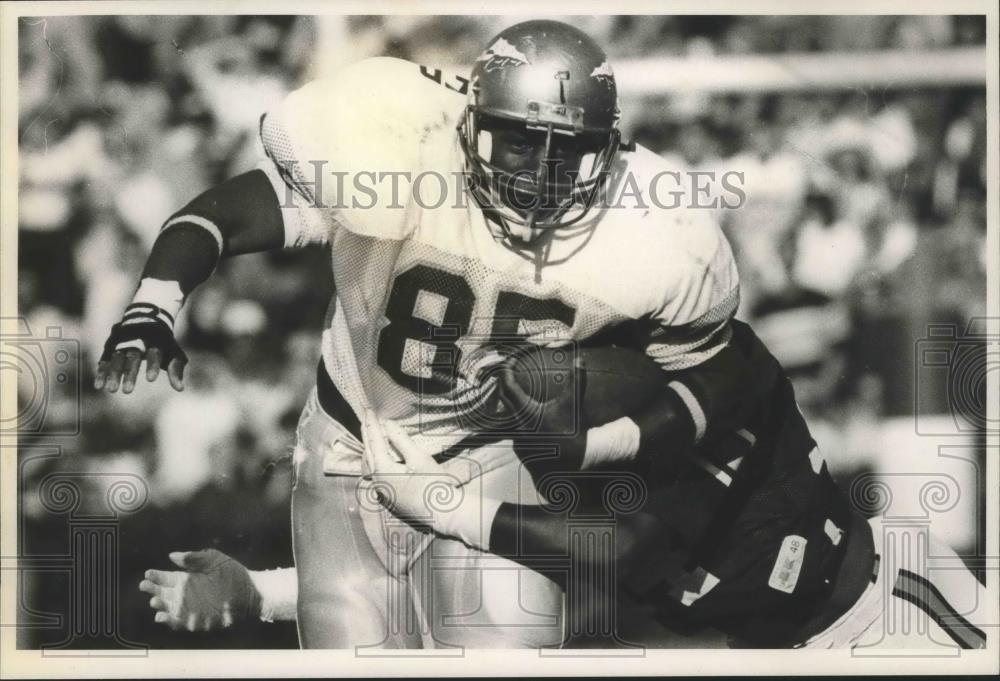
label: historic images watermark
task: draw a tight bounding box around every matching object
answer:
[1,319,81,437]
[914,318,998,437]
[10,447,150,655]
[840,318,998,655]
[2,318,149,654]
[270,161,747,213]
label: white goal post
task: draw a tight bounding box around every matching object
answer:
[612,47,987,94]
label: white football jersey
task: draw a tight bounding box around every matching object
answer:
[258,57,739,457]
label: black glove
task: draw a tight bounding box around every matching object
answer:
[95,303,188,393]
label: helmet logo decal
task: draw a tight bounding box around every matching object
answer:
[460,21,622,241]
[477,37,531,72]
[590,60,615,87]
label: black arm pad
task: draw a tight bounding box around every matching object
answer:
[489,501,673,590]
[632,320,782,476]
[631,387,697,478]
[142,169,285,293]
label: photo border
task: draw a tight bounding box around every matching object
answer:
[1,0,996,676]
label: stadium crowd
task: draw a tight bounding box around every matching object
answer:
[16,15,986,649]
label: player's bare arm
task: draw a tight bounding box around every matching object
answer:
[94,169,286,393]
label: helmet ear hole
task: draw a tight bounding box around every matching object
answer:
[477,129,493,163]
[578,152,597,180]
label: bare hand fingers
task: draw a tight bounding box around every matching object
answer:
[362,410,402,472]
[145,568,180,587]
[145,348,162,382]
[104,352,127,392]
[384,421,438,472]
[154,611,182,629]
[121,349,143,394]
[138,579,165,598]
[166,356,187,392]
[496,364,536,420]
[94,360,110,390]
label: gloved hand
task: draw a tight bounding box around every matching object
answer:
[95,303,188,393]
[362,412,498,550]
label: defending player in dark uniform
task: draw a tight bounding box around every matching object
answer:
[141,320,988,649]
[486,319,875,648]
[367,318,988,649]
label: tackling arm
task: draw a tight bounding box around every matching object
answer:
[605,320,774,478]
[462,328,778,582]
[487,499,669,591]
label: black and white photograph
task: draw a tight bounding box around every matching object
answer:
[1,1,997,676]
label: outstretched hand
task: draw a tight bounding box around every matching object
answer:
[95,308,188,393]
[139,549,260,632]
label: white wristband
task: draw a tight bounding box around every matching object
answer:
[582,416,641,469]
[248,567,298,622]
[433,490,503,552]
[162,214,224,255]
[131,278,185,326]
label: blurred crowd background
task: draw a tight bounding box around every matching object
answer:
[15,15,988,649]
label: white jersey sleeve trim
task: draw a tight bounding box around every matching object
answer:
[162,215,224,254]
[256,107,331,249]
[255,156,329,249]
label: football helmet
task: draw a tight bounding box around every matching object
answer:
[458,20,621,240]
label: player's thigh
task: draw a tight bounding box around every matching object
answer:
[290,401,421,649]
[410,443,565,649]
[410,535,565,649]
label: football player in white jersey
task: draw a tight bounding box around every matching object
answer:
[100,20,738,648]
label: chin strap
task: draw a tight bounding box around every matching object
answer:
[533,239,552,284]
